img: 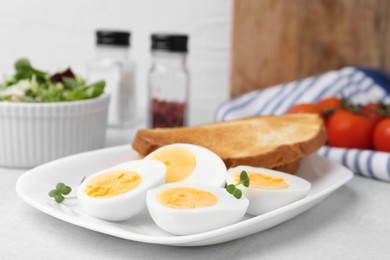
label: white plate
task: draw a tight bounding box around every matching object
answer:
[16,145,353,246]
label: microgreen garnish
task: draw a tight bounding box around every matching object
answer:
[48,183,72,203]
[226,171,250,199]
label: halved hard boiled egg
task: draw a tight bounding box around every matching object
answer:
[226,166,311,216]
[144,143,227,187]
[146,182,249,235]
[77,160,166,221]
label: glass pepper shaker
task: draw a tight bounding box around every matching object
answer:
[148,34,189,128]
[88,30,136,128]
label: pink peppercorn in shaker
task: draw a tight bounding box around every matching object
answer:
[148,34,189,128]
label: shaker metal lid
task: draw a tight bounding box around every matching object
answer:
[151,34,188,53]
[96,30,131,47]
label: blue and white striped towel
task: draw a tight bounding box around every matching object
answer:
[215,67,390,182]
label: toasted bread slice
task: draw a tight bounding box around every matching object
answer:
[132,114,326,171]
[272,159,301,174]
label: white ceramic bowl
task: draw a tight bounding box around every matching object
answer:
[0,94,110,168]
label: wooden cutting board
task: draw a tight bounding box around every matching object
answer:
[230,0,390,97]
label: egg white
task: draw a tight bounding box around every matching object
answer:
[226,166,311,216]
[77,159,166,222]
[144,143,227,187]
[146,182,249,235]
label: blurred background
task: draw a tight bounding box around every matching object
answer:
[1,0,389,126]
[0,0,232,125]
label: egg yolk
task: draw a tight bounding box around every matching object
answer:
[151,147,196,183]
[234,172,289,190]
[85,170,142,198]
[157,187,218,208]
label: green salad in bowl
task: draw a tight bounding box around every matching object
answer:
[0,59,109,168]
[0,59,105,102]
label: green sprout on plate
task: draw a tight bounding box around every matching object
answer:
[48,183,72,203]
[226,171,250,199]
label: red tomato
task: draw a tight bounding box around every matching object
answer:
[287,103,321,115]
[316,97,341,111]
[373,118,390,152]
[327,109,375,149]
[316,97,341,125]
[360,103,385,125]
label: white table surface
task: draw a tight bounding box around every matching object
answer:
[1,127,390,260]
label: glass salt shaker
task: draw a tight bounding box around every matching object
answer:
[88,30,136,128]
[148,34,189,128]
